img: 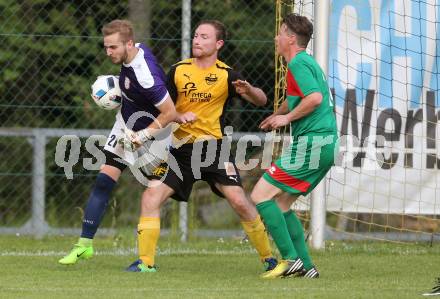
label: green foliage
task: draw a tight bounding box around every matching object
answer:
[1,0,274,129]
[149,0,275,131]
[1,0,127,128]
[0,138,32,226]
[0,1,276,231]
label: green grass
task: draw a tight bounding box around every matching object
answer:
[0,235,439,298]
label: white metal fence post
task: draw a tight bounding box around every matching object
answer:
[31,129,48,238]
[179,0,191,242]
[310,0,330,250]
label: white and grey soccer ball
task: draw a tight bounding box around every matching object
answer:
[91,75,122,110]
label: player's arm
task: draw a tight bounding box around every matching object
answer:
[228,69,266,106]
[274,100,289,115]
[271,100,289,116]
[147,95,177,130]
[258,100,288,129]
[282,62,323,123]
[259,92,322,130]
[231,79,267,106]
[260,62,322,130]
[175,111,197,124]
[129,95,177,146]
[285,92,322,121]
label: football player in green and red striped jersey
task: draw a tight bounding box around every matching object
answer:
[251,13,338,279]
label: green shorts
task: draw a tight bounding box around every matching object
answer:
[263,133,338,195]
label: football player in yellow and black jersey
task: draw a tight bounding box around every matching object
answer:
[131,20,278,273]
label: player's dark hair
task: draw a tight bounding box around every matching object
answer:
[196,19,228,41]
[102,19,134,43]
[282,13,313,47]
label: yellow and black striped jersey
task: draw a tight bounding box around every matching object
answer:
[167,58,242,143]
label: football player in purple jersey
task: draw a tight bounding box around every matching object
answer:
[59,20,176,266]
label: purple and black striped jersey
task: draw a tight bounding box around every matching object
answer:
[119,43,169,131]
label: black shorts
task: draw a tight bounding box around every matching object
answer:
[103,149,164,180]
[152,140,242,202]
[103,149,127,172]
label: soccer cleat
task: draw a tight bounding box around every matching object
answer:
[260,258,304,279]
[423,277,440,296]
[58,244,93,265]
[125,259,157,273]
[263,257,278,272]
[295,266,320,278]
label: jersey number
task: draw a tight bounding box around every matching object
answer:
[107,134,117,148]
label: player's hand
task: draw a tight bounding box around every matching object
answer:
[117,128,137,151]
[132,128,156,148]
[130,135,143,148]
[177,111,197,124]
[259,114,290,130]
[124,128,143,149]
[232,79,251,96]
[259,114,276,130]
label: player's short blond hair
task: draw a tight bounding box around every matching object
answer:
[101,19,134,43]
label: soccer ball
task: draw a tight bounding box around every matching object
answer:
[91,75,122,110]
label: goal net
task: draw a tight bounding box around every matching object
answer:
[278,0,440,242]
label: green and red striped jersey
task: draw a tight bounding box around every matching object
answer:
[286,51,337,137]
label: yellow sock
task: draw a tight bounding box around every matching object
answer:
[137,217,160,266]
[241,215,273,261]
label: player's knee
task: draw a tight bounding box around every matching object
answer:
[276,198,291,212]
[250,189,260,204]
[250,182,269,204]
[228,194,251,213]
[141,189,159,209]
[141,187,167,211]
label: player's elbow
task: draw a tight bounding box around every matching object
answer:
[255,94,267,107]
[253,90,267,107]
[166,107,177,123]
[310,92,322,107]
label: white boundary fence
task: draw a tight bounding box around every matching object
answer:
[3,128,436,242]
[0,128,267,239]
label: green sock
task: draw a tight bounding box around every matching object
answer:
[256,200,298,260]
[283,210,313,270]
[78,237,93,247]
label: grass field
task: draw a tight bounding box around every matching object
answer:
[0,234,439,298]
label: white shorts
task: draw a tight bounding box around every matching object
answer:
[103,112,172,175]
